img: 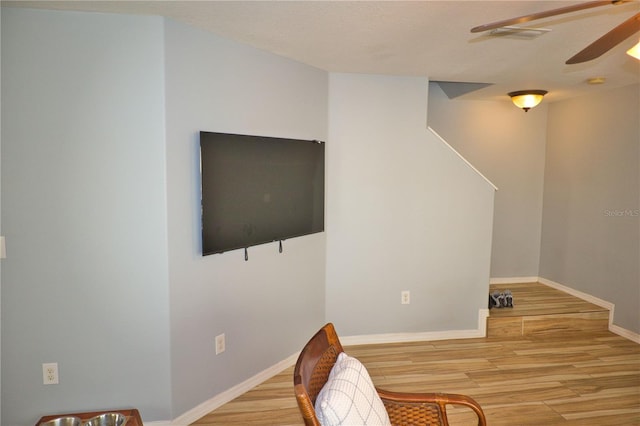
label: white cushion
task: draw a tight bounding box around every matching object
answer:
[315,352,391,426]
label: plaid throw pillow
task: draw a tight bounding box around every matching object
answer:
[315,352,391,426]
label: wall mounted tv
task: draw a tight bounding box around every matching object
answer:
[200,131,325,256]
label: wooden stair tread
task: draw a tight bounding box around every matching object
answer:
[487,282,610,338]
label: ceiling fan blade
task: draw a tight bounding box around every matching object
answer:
[566,12,640,63]
[471,0,615,33]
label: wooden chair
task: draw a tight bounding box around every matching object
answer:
[293,323,487,426]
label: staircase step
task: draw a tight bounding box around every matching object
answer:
[487,282,610,338]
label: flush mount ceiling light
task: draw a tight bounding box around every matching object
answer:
[587,77,606,85]
[627,41,640,60]
[508,90,548,112]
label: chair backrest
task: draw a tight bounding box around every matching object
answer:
[293,323,344,426]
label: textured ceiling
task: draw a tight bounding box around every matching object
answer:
[4,1,640,103]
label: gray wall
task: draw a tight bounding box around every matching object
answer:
[540,85,640,333]
[428,81,639,333]
[1,8,496,423]
[0,5,3,421]
[1,8,329,424]
[8,5,635,425]
[163,20,328,417]
[1,8,171,425]
[326,74,495,335]
[427,82,548,278]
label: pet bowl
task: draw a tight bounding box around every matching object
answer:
[39,417,82,426]
[84,413,126,426]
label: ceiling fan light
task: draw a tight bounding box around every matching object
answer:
[508,90,548,112]
[626,41,640,60]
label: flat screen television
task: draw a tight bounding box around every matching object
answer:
[200,131,325,256]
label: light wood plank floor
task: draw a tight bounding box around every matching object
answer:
[192,331,639,425]
[192,284,639,425]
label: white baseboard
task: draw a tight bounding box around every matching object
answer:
[610,324,640,344]
[170,352,299,426]
[537,277,639,344]
[478,308,489,336]
[537,277,614,312]
[163,308,489,424]
[342,308,490,346]
[157,297,636,425]
[489,276,539,284]
[341,327,482,346]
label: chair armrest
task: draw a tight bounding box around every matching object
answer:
[376,388,487,426]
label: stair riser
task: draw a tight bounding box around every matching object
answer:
[487,311,609,338]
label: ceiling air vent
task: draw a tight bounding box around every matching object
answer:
[489,26,551,39]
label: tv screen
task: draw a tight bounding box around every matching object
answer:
[200,131,325,256]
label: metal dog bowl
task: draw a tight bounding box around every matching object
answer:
[84,413,126,426]
[39,417,82,426]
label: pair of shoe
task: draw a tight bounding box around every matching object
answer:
[489,290,513,309]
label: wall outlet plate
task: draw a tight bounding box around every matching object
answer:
[43,362,59,385]
[215,333,226,355]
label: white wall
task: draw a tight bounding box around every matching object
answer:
[427,82,548,279]
[326,74,495,335]
[163,20,328,417]
[540,84,640,333]
[1,8,171,425]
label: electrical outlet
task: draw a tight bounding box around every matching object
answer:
[401,290,410,305]
[42,363,59,385]
[215,333,226,355]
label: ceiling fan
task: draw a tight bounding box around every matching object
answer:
[471,0,640,64]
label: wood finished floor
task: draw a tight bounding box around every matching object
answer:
[191,284,640,425]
